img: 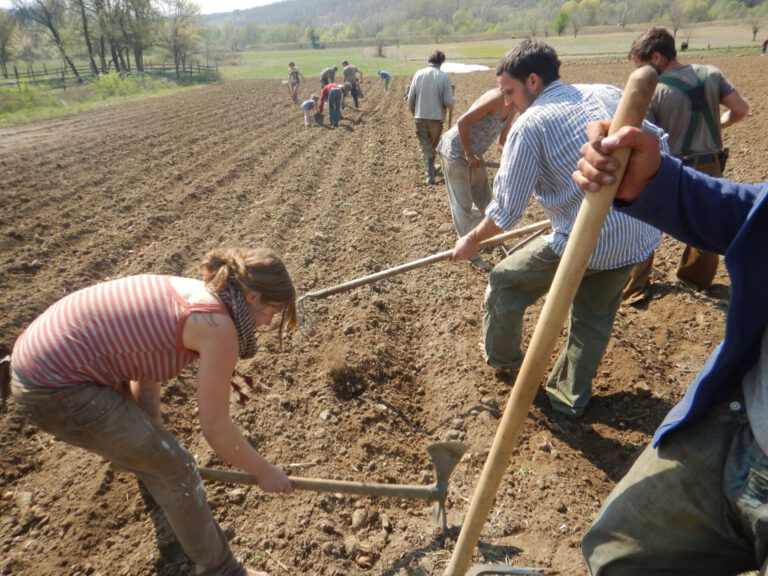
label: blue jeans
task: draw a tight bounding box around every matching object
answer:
[349,82,360,107]
[328,87,342,126]
[484,237,630,417]
[11,373,245,576]
[583,397,768,575]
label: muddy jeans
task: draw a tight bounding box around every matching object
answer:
[483,237,631,417]
[439,154,492,238]
[583,398,768,575]
[11,371,244,576]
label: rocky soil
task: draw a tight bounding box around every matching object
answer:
[1,53,767,576]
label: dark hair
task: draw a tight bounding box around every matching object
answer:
[428,50,446,66]
[496,39,560,84]
[629,27,677,62]
[200,247,298,336]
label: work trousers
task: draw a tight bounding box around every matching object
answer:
[439,154,492,238]
[414,118,444,163]
[583,398,768,575]
[328,88,343,126]
[483,237,631,417]
[11,373,244,576]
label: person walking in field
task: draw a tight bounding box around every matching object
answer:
[287,62,305,104]
[407,50,455,184]
[621,27,749,302]
[3,247,299,576]
[437,86,515,271]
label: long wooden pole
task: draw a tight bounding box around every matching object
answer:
[442,65,659,576]
[300,219,550,301]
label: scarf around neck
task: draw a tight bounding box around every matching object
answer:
[216,282,257,360]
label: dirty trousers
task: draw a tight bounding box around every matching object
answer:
[439,154,492,238]
[11,373,244,576]
[414,118,444,162]
[583,399,768,575]
[483,237,630,417]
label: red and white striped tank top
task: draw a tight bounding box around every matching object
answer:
[12,275,227,388]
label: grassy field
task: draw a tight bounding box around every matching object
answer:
[218,22,763,81]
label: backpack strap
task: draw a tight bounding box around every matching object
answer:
[659,65,722,155]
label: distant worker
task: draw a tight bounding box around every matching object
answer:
[320,65,337,87]
[341,59,364,108]
[287,62,305,104]
[407,50,455,184]
[319,82,346,127]
[762,38,767,55]
[301,94,320,128]
[623,27,749,301]
[377,70,392,91]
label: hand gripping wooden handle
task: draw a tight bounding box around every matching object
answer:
[443,65,658,576]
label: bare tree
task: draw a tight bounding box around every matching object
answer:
[74,0,99,75]
[0,9,17,78]
[12,0,80,80]
[747,6,766,42]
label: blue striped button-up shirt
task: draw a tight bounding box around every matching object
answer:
[487,81,661,270]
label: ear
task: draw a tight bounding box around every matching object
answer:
[245,291,261,305]
[527,73,544,95]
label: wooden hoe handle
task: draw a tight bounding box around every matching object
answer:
[442,65,659,576]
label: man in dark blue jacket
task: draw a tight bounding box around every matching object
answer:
[573,121,768,575]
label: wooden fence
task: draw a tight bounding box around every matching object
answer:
[0,61,219,89]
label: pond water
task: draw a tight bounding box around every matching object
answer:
[441,62,491,74]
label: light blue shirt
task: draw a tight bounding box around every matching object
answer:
[487,81,662,270]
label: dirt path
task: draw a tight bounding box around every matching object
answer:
[1,54,767,575]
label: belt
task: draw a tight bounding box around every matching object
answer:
[680,150,725,168]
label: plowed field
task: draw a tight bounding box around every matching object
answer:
[2,53,767,575]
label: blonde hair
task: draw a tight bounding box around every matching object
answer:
[199,248,298,338]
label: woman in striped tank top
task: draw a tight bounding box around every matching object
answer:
[7,247,298,576]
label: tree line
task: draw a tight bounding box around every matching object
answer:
[1,0,201,80]
[2,0,767,81]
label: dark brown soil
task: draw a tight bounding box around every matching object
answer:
[1,53,767,576]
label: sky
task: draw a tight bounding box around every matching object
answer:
[0,0,279,16]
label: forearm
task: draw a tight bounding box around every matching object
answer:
[203,419,273,479]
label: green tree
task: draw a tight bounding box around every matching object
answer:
[12,0,81,79]
[156,0,200,78]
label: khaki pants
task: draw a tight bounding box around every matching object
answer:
[11,372,244,576]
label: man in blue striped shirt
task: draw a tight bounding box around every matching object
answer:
[453,39,661,418]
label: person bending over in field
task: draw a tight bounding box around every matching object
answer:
[3,247,298,576]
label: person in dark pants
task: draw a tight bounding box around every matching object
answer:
[574,120,768,576]
[621,27,749,302]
